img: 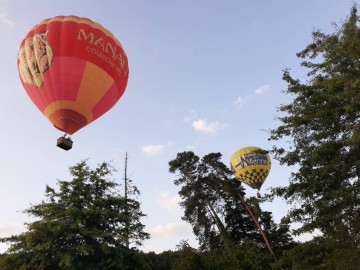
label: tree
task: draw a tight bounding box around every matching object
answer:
[169,151,229,250]
[0,160,149,270]
[172,239,274,270]
[268,5,360,267]
[173,241,206,270]
[169,151,292,258]
[143,250,179,270]
[122,152,145,249]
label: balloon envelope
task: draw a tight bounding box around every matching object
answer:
[17,15,129,135]
[230,146,271,190]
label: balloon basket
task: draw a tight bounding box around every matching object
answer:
[56,136,73,151]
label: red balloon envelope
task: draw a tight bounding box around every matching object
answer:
[17,15,129,135]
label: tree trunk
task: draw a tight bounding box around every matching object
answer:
[237,191,277,260]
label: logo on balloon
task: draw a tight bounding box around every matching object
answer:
[234,152,269,169]
[77,28,128,77]
[18,31,54,88]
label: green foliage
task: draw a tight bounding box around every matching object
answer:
[172,239,274,270]
[272,237,360,270]
[0,160,149,269]
[98,247,151,270]
[143,250,179,270]
[173,241,206,270]
[268,4,360,269]
[271,238,328,270]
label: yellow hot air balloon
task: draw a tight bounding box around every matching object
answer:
[230,146,271,191]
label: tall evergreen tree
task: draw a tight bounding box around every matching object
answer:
[169,151,292,255]
[0,160,149,270]
[169,151,228,250]
[269,5,360,268]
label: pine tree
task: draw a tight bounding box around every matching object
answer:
[169,151,292,256]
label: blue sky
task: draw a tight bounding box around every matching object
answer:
[0,0,355,253]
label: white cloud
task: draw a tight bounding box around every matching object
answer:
[142,144,164,156]
[0,223,26,236]
[151,222,192,238]
[186,145,196,150]
[192,118,226,134]
[0,13,14,26]
[234,96,245,109]
[295,229,323,242]
[234,95,252,109]
[254,84,270,95]
[157,191,182,212]
[234,85,269,109]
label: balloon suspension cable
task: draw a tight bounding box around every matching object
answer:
[237,191,277,260]
[63,133,71,140]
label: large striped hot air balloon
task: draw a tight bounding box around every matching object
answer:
[17,15,129,149]
[230,146,271,193]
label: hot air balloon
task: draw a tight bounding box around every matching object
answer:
[230,146,271,195]
[17,15,129,150]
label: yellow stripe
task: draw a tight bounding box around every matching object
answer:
[44,100,93,123]
[76,62,114,109]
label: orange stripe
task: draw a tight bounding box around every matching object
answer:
[44,101,93,123]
